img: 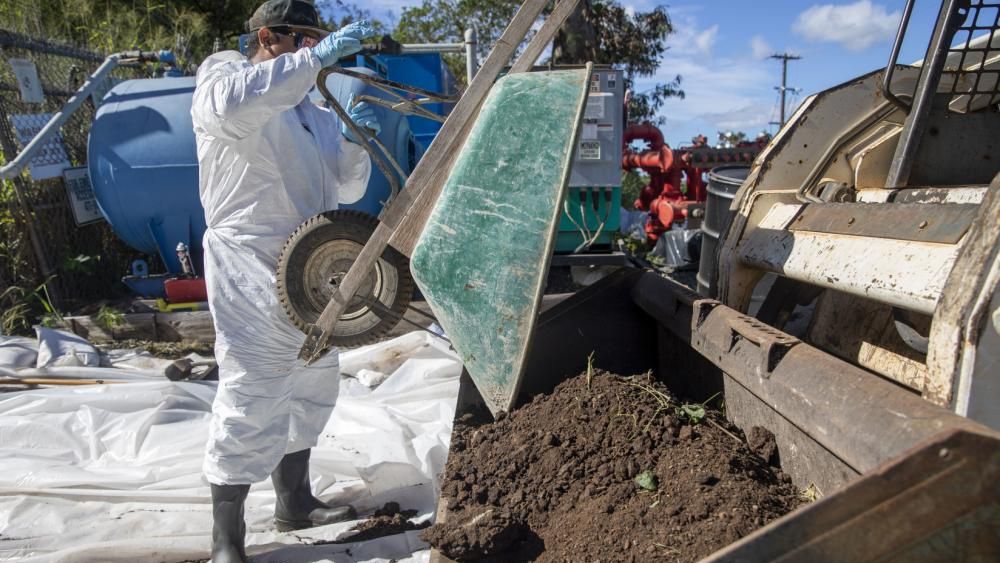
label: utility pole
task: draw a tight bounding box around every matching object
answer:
[770,53,801,126]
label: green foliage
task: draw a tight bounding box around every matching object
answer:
[0,0,389,69]
[38,311,62,328]
[614,230,647,257]
[96,305,125,331]
[554,0,683,124]
[0,0,262,65]
[620,169,645,209]
[0,278,61,334]
[676,392,721,426]
[0,288,32,335]
[717,130,747,148]
[395,0,520,83]
[634,470,658,491]
[394,0,685,116]
[62,254,99,275]
[629,81,684,126]
[676,403,706,425]
[317,0,390,34]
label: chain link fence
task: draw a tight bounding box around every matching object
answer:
[0,29,154,333]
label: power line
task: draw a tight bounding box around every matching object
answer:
[770,53,801,126]
[768,87,781,133]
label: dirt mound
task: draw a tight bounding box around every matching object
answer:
[337,502,429,543]
[422,370,802,562]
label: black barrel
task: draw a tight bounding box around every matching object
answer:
[697,165,750,297]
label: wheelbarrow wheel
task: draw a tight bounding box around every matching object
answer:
[276,209,414,347]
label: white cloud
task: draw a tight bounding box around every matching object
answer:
[793,1,901,52]
[700,103,775,132]
[635,52,777,141]
[750,35,772,60]
[694,25,719,54]
[666,11,718,56]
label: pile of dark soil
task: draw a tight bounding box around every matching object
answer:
[95,339,215,358]
[338,502,429,543]
[422,370,802,562]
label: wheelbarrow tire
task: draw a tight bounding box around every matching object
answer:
[276,209,414,348]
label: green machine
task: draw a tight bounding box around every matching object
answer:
[555,67,624,253]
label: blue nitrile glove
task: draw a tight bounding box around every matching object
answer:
[312,20,377,67]
[342,94,381,144]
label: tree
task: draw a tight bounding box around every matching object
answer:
[316,0,389,34]
[393,0,522,83]
[0,0,388,69]
[393,0,683,123]
[552,0,682,124]
[716,131,746,148]
[0,0,258,67]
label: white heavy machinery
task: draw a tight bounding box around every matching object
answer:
[716,0,1000,429]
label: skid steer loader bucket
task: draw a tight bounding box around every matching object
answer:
[430,267,1000,562]
[410,67,592,415]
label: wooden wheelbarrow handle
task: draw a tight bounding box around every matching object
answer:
[298,0,582,365]
[0,377,126,386]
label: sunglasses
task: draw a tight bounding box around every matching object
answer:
[269,26,321,48]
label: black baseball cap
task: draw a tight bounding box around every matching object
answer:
[246,0,331,37]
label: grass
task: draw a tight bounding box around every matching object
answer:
[800,483,822,503]
[585,351,596,389]
[0,278,61,334]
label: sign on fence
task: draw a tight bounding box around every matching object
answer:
[8,113,71,179]
[62,167,104,226]
[8,58,44,103]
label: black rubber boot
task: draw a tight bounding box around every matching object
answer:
[271,448,357,532]
[210,483,250,563]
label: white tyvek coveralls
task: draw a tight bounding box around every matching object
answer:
[192,49,370,485]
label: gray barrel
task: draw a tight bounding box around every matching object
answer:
[697,165,750,297]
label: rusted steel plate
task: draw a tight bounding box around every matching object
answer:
[788,202,979,244]
[702,428,1000,562]
[689,299,986,474]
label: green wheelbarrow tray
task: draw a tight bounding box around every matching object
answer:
[411,66,592,415]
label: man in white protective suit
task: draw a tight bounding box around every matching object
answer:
[191,1,380,561]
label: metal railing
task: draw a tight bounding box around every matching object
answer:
[0,29,151,321]
[884,0,1000,187]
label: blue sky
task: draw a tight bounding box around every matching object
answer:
[330,1,947,146]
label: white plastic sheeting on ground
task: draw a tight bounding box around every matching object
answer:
[0,331,460,563]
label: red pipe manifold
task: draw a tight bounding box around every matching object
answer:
[622,123,705,243]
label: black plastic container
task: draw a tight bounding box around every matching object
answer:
[696,165,750,297]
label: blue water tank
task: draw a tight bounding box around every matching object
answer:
[89,77,202,274]
[357,53,455,150]
[88,65,426,275]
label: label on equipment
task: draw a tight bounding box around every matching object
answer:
[579,140,601,160]
[62,167,104,225]
[590,73,601,92]
[9,113,70,179]
[584,94,608,119]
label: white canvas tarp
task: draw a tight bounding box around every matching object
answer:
[0,331,461,562]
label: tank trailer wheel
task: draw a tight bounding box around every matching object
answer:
[276,209,414,347]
